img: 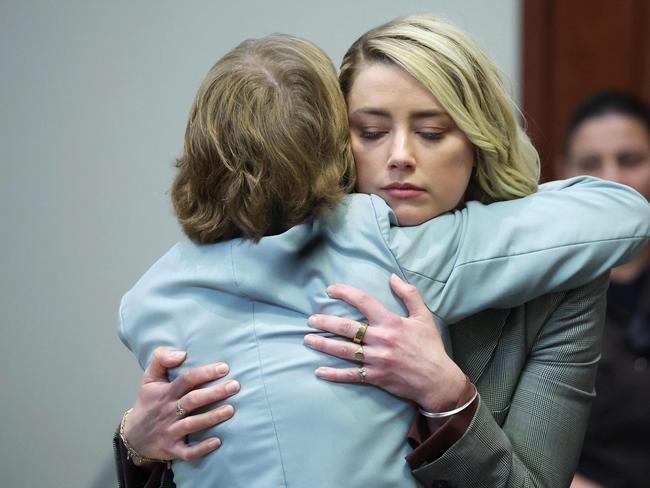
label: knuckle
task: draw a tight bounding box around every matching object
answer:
[382,353,395,368]
[373,369,387,383]
[213,409,226,422]
[312,335,326,348]
[386,314,402,328]
[152,346,167,359]
[344,321,356,337]
[382,328,398,346]
[164,444,178,459]
[373,350,387,366]
[346,370,358,382]
[183,416,197,432]
[197,366,212,383]
[178,368,194,385]
[357,293,370,308]
[183,391,197,409]
[404,283,418,294]
[374,350,393,367]
[211,385,228,402]
[373,328,391,345]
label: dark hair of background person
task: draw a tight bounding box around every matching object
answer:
[563,91,650,153]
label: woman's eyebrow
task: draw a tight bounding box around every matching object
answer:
[350,108,390,117]
[411,110,448,119]
[350,108,448,118]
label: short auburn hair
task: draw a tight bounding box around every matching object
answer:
[172,34,355,243]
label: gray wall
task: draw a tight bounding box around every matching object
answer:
[0,1,519,486]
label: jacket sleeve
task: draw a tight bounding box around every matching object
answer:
[113,428,174,488]
[380,175,650,324]
[410,275,608,488]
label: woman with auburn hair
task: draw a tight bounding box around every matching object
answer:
[115,19,650,488]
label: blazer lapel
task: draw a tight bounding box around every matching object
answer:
[449,308,510,383]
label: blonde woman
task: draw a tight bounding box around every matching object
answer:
[116,19,650,488]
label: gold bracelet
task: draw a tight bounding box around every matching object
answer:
[119,408,172,469]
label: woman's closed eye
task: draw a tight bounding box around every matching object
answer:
[417,130,444,141]
[359,129,388,140]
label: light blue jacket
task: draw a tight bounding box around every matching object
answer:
[119,176,650,488]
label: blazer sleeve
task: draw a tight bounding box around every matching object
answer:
[113,428,174,488]
[379,175,650,324]
[410,275,608,488]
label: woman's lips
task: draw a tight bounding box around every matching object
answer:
[382,183,425,199]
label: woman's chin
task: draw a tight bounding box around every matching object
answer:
[394,207,445,226]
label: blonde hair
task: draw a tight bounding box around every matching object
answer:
[172,34,355,243]
[340,15,539,203]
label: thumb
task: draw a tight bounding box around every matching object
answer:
[390,274,430,319]
[142,347,186,384]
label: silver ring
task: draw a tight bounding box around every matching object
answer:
[358,366,367,383]
[176,399,187,417]
[354,345,365,362]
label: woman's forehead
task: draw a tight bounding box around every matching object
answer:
[347,63,444,112]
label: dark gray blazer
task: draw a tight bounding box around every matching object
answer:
[414,274,608,487]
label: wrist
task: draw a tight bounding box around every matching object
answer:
[119,408,171,469]
[418,381,478,419]
[418,368,468,413]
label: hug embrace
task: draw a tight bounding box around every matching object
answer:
[115,15,650,488]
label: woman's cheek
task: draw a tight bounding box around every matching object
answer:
[355,165,374,193]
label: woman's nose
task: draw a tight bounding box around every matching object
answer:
[388,133,416,170]
[601,160,623,184]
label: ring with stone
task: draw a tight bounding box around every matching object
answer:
[354,345,365,362]
[358,366,368,383]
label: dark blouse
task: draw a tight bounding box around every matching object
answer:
[576,270,650,488]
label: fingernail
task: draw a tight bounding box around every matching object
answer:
[307,315,317,326]
[225,380,240,394]
[215,362,229,375]
[219,404,234,416]
[170,350,187,360]
[315,367,326,378]
[326,285,336,296]
[392,273,403,282]
[208,438,221,449]
[304,334,315,346]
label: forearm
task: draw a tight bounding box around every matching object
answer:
[391,176,650,323]
[410,276,607,487]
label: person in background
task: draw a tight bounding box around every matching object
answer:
[565,91,650,488]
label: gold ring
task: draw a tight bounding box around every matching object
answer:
[354,345,365,362]
[353,322,368,344]
[358,366,367,383]
[176,399,187,417]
